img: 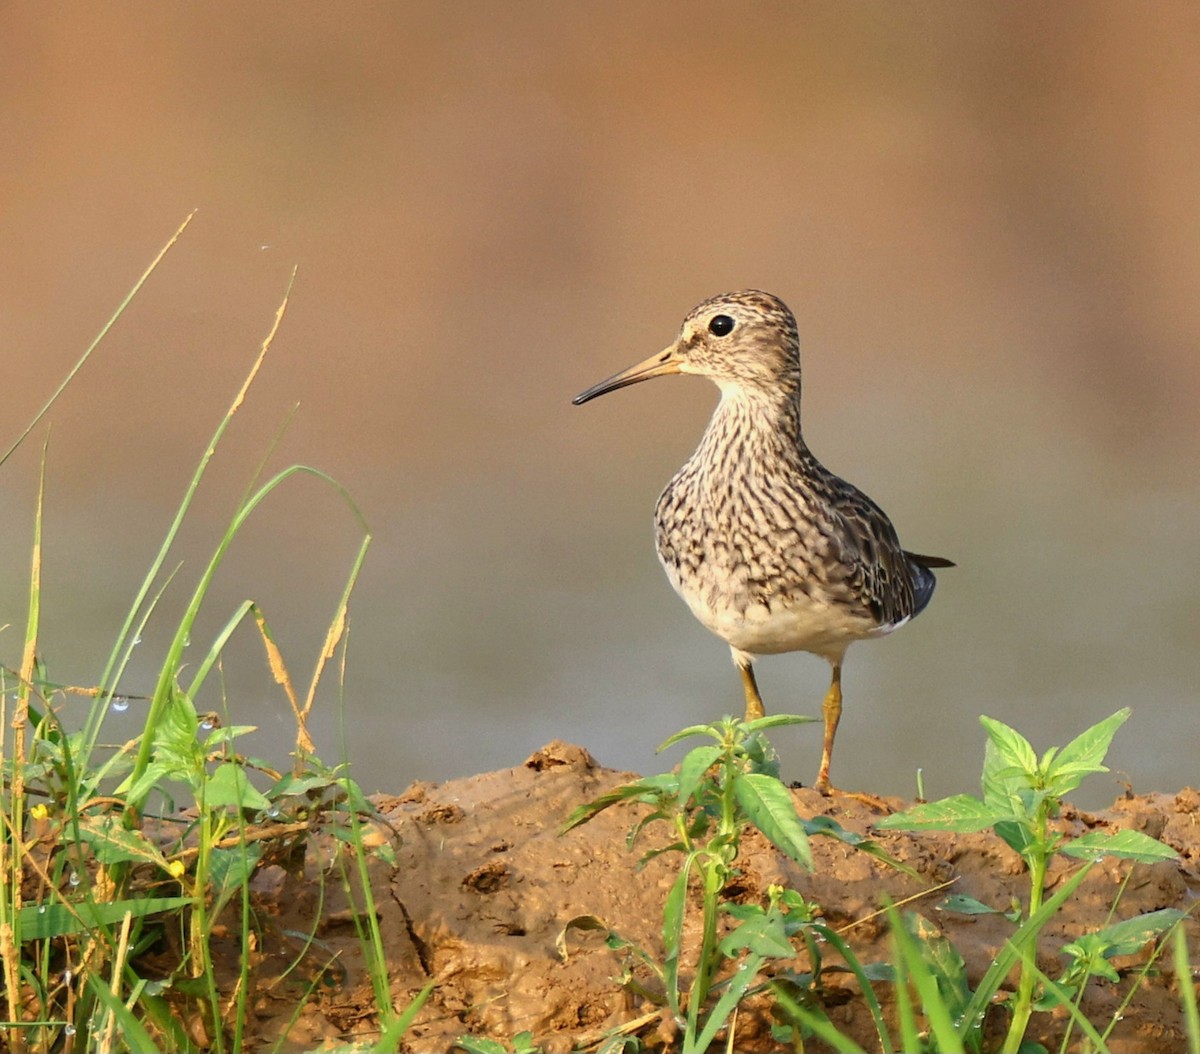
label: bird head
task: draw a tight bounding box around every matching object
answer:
[573,289,801,406]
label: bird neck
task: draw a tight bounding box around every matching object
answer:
[699,384,810,470]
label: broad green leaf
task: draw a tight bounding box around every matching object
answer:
[1065,907,1185,961]
[733,772,812,869]
[676,744,722,809]
[937,894,1002,916]
[210,843,265,911]
[200,723,259,749]
[1060,828,1178,862]
[560,773,679,832]
[76,816,172,869]
[980,715,1038,774]
[1051,708,1131,775]
[19,896,193,940]
[204,761,271,811]
[876,794,1005,833]
[1044,760,1112,795]
[719,912,795,959]
[993,818,1035,860]
[118,759,189,804]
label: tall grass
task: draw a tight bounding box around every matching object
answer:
[0,219,411,1051]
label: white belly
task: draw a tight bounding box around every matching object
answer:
[664,560,896,663]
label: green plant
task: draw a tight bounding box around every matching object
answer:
[562,715,903,1053]
[0,219,418,1050]
[455,1030,542,1054]
[877,708,1180,1052]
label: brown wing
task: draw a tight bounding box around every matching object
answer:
[824,483,953,627]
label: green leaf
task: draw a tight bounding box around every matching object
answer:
[676,744,722,809]
[560,773,678,832]
[876,794,1006,833]
[802,814,919,878]
[887,904,966,1054]
[1060,828,1178,863]
[937,894,1002,916]
[733,772,812,869]
[376,978,436,1053]
[740,713,818,732]
[1068,908,1185,961]
[454,1038,508,1054]
[19,896,193,940]
[1049,708,1131,778]
[909,913,972,1029]
[692,951,768,1051]
[719,910,795,959]
[993,818,1035,859]
[658,722,720,751]
[980,715,1037,774]
[209,843,265,911]
[662,863,691,966]
[87,974,164,1054]
[75,816,173,869]
[201,723,259,749]
[204,761,271,811]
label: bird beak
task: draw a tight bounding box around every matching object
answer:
[572,345,682,406]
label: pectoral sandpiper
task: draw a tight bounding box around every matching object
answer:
[573,290,952,794]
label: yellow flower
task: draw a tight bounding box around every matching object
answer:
[167,860,186,879]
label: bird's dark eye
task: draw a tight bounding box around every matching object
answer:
[709,314,735,337]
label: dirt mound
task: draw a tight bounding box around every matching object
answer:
[242,742,1200,1052]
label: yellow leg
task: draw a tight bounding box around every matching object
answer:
[814,662,842,795]
[738,663,766,721]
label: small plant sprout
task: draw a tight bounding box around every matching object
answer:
[562,714,907,1053]
[878,708,1180,1052]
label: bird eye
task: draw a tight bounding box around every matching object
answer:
[708,314,735,337]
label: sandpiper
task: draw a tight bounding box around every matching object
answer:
[573,290,952,794]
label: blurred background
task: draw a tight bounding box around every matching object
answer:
[1,2,1197,807]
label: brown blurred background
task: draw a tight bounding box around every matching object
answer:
[1,3,1197,804]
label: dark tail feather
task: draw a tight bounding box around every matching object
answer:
[907,551,955,569]
[906,550,954,617]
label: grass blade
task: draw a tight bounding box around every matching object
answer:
[0,212,195,470]
[1174,926,1200,1053]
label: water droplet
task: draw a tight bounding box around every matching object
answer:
[110,696,129,714]
[68,870,80,887]
[63,1024,76,1036]
[267,806,282,820]
[182,634,191,648]
[199,718,214,732]
[38,905,46,914]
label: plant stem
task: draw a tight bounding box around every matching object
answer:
[1004,799,1050,1051]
